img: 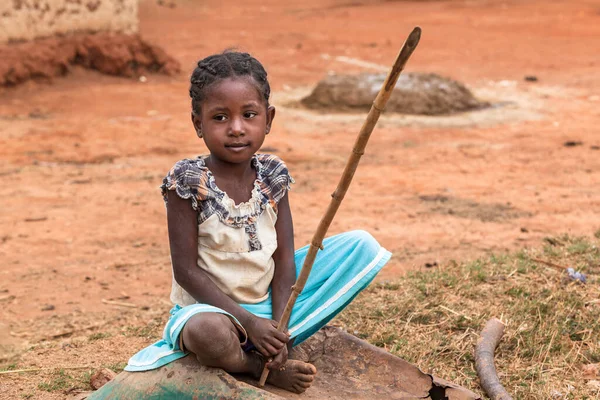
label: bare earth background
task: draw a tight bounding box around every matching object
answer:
[1,0,599,398]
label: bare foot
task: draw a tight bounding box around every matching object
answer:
[266,359,317,393]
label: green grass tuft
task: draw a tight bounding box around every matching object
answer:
[103,362,127,373]
[88,332,112,342]
[37,369,73,392]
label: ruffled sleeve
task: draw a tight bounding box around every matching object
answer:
[160,158,210,211]
[256,154,295,206]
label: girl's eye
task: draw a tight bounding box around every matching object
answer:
[244,111,257,119]
[213,114,227,121]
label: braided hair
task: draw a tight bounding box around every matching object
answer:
[189,51,271,114]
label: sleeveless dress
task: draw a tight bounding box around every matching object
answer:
[125,154,391,372]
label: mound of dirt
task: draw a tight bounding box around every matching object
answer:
[0,33,181,87]
[301,72,489,115]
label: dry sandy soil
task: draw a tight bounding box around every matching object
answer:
[1,0,600,398]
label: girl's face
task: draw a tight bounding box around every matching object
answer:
[192,77,275,166]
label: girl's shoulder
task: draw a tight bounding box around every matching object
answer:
[160,156,211,211]
[255,153,290,179]
[255,153,295,205]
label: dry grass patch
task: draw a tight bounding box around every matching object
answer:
[334,234,600,399]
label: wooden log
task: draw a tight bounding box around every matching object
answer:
[475,318,513,400]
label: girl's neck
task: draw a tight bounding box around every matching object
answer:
[205,154,256,181]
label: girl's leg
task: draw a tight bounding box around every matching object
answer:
[181,312,257,373]
[288,230,391,344]
[181,312,316,393]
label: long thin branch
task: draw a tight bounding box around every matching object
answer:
[258,26,422,387]
[0,366,91,375]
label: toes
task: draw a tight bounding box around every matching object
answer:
[295,380,312,388]
[292,383,309,393]
[297,373,315,382]
[298,362,317,375]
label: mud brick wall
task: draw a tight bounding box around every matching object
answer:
[0,0,138,44]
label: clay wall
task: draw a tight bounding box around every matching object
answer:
[0,0,138,44]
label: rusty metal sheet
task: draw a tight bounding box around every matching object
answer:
[85,327,481,400]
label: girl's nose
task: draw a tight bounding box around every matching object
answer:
[229,117,245,136]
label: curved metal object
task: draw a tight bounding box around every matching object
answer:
[87,327,480,400]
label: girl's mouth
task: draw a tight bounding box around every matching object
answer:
[226,143,250,152]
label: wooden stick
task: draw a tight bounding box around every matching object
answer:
[475,318,513,400]
[530,257,569,271]
[258,26,422,387]
[0,366,91,375]
[101,299,138,308]
[439,305,472,320]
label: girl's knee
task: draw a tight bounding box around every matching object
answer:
[182,313,238,354]
[348,229,378,249]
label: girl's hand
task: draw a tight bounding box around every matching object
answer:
[266,343,289,371]
[246,316,289,357]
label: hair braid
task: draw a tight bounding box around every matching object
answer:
[189,51,271,114]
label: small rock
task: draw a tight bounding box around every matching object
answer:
[90,368,117,390]
[520,227,529,233]
[582,363,599,378]
[41,304,55,311]
[524,75,538,82]
[591,145,600,150]
[563,141,583,147]
[424,262,438,268]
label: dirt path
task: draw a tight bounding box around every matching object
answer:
[1,0,600,396]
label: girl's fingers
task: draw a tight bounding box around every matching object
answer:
[271,328,289,343]
[267,349,286,370]
[266,359,280,370]
[269,320,291,341]
[266,336,286,350]
[262,342,279,357]
[253,342,267,357]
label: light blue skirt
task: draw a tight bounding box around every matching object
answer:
[125,230,391,372]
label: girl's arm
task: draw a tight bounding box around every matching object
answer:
[270,192,296,324]
[267,192,296,370]
[166,190,288,357]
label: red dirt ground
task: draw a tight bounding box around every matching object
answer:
[1,0,599,398]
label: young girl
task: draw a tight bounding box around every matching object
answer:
[125,51,391,394]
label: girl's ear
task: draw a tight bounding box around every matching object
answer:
[191,112,203,138]
[265,106,276,135]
